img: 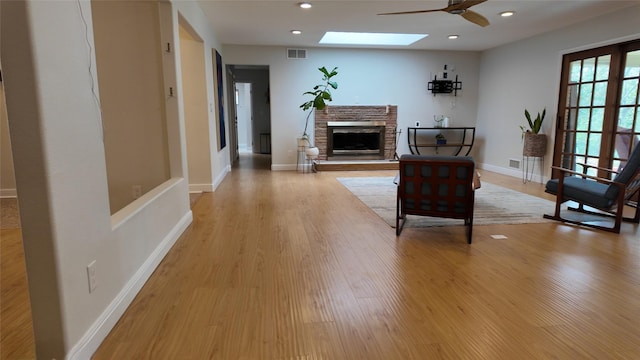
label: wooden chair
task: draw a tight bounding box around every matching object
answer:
[396,155,476,243]
[544,143,640,233]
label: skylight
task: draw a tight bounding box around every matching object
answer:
[319,31,428,46]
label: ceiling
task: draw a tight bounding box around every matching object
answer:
[197,0,639,51]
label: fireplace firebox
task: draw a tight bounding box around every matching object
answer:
[327,121,386,160]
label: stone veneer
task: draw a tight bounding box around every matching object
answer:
[314,105,398,160]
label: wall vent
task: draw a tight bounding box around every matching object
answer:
[287,48,307,59]
[509,159,521,169]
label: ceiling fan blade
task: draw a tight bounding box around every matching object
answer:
[449,0,488,12]
[461,10,490,27]
[378,8,445,16]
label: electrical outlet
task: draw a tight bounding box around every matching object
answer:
[132,185,142,199]
[87,260,97,293]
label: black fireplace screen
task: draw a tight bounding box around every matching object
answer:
[327,121,385,159]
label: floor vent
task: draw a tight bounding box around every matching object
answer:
[509,159,521,169]
[287,48,307,59]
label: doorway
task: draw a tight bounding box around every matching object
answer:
[178,21,213,193]
[235,82,253,153]
[226,65,271,166]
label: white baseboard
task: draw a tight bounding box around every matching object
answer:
[189,183,213,193]
[0,188,17,198]
[478,162,548,184]
[213,165,231,190]
[67,210,193,360]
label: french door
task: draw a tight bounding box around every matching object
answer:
[553,40,640,179]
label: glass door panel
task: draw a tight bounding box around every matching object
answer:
[553,41,639,180]
[613,48,640,170]
[557,53,611,177]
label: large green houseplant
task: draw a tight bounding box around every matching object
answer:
[300,66,339,142]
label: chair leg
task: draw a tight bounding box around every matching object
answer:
[543,169,639,233]
[543,193,624,234]
[396,195,406,236]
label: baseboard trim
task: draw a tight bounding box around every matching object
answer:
[0,188,17,198]
[66,210,193,360]
[189,183,213,193]
[213,165,231,190]
[478,162,547,184]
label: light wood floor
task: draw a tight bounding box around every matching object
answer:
[3,153,640,359]
[1,227,34,360]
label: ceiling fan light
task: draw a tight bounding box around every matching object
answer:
[448,34,459,40]
[299,2,312,9]
[500,11,515,17]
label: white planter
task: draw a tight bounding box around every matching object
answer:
[305,146,319,159]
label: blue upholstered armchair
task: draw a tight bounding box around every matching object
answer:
[544,143,640,233]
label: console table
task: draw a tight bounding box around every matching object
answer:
[407,127,475,156]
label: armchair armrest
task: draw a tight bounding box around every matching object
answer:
[550,166,624,186]
[575,162,620,176]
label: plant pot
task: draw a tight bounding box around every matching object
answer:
[305,146,319,159]
[523,133,547,157]
[298,137,310,148]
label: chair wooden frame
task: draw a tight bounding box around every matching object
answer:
[544,153,640,233]
[396,155,476,243]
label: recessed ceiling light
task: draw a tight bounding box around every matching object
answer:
[299,2,312,9]
[500,11,515,17]
[319,31,428,46]
[291,30,302,35]
[448,34,459,40]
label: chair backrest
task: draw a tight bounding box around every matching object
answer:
[615,127,640,169]
[398,155,475,218]
[606,143,640,200]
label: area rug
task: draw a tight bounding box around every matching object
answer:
[337,176,560,228]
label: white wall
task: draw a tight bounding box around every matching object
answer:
[0,0,227,358]
[476,4,640,181]
[223,46,481,170]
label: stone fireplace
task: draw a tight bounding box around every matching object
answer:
[315,105,397,161]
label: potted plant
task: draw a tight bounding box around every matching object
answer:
[436,133,447,145]
[520,108,547,157]
[299,66,339,145]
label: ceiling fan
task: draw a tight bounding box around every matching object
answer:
[378,0,490,27]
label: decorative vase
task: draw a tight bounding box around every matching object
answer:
[523,133,547,157]
[305,146,320,159]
